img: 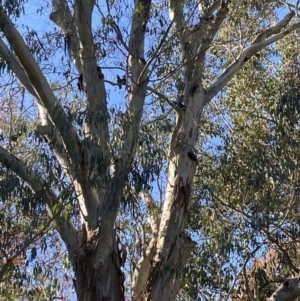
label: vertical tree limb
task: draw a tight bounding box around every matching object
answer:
[93,0,152,268]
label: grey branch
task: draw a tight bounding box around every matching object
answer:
[73,0,110,148]
[168,0,187,38]
[253,10,295,43]
[0,3,83,178]
[93,0,152,268]
[205,11,300,102]
[268,277,300,301]
[49,0,81,70]
[139,189,160,236]
[0,36,81,184]
[0,39,37,97]
[198,1,230,55]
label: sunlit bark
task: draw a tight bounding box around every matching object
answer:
[0,0,299,300]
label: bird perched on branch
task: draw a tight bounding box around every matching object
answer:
[77,74,83,91]
[172,94,186,111]
[138,57,147,65]
[97,66,104,80]
[117,75,126,89]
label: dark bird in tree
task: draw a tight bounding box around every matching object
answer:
[77,74,83,91]
[187,151,197,163]
[172,102,186,111]
[97,66,104,80]
[172,94,186,111]
[144,184,151,191]
[177,94,184,103]
[117,75,122,89]
[189,84,199,97]
[139,57,147,65]
[121,75,126,85]
[77,66,104,91]
[117,75,126,89]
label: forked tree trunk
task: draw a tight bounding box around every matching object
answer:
[72,234,124,301]
[1,1,300,301]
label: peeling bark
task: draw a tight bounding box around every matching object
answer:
[135,5,300,301]
[72,233,124,301]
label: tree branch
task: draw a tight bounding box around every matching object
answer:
[93,0,152,268]
[73,0,110,151]
[123,0,152,164]
[51,0,110,149]
[139,188,160,236]
[0,38,36,97]
[168,0,186,38]
[0,4,84,183]
[50,0,111,232]
[0,38,78,182]
[0,10,93,225]
[205,12,300,102]
[253,10,295,43]
[0,146,77,252]
[49,0,82,70]
[198,0,230,54]
[132,187,160,301]
[267,277,300,301]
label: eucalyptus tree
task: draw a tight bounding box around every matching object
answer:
[189,67,300,301]
[1,0,300,300]
[187,29,300,301]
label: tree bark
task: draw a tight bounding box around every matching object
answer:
[72,234,124,301]
[1,0,300,300]
[267,277,300,301]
